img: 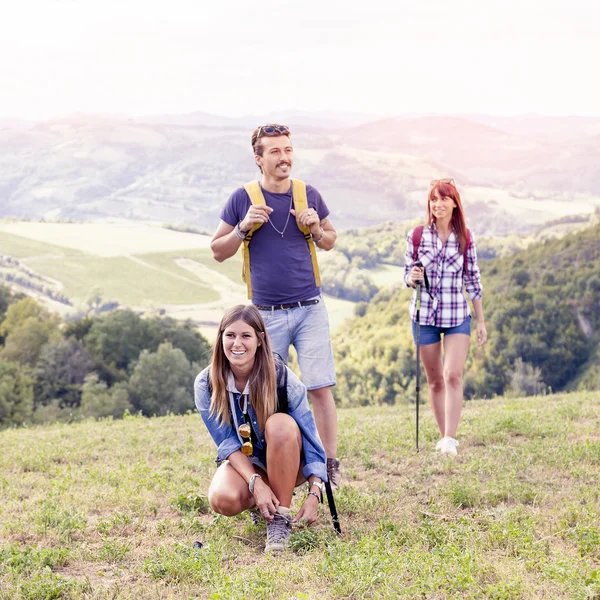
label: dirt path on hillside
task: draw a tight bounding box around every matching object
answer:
[174,258,247,304]
[147,259,248,339]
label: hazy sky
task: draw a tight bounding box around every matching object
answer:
[1,0,597,119]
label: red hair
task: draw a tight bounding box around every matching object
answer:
[426,182,468,253]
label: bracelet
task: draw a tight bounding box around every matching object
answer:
[235,223,249,240]
[312,227,325,244]
[307,491,320,502]
[248,473,262,495]
[310,482,324,503]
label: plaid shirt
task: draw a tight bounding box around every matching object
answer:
[404,224,483,327]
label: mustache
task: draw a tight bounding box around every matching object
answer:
[277,162,291,167]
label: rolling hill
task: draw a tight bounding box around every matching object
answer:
[1,113,599,234]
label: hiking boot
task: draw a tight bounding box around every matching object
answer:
[439,437,459,456]
[326,458,341,490]
[265,508,292,553]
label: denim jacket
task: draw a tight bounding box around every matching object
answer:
[194,365,328,482]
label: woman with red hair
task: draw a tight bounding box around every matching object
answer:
[404,179,487,455]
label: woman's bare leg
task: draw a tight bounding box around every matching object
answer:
[265,413,302,507]
[420,341,445,436]
[208,462,260,516]
[441,333,471,439]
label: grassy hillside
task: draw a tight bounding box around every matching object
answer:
[0,230,222,306]
[1,391,599,599]
[333,222,600,405]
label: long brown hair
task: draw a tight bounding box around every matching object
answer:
[426,181,469,253]
[209,305,277,430]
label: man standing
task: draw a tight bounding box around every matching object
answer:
[210,124,340,486]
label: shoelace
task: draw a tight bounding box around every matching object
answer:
[267,513,291,543]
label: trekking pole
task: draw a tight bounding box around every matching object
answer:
[415,282,421,453]
[324,480,341,534]
[414,260,425,453]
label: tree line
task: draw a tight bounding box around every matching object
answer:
[2,221,598,426]
[0,288,210,428]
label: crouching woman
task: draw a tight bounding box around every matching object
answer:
[194,304,328,552]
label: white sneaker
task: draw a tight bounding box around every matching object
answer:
[265,508,292,553]
[439,437,459,456]
[435,439,444,451]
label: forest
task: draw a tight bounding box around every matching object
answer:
[1,223,599,426]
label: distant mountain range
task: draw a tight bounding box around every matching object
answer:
[1,111,599,234]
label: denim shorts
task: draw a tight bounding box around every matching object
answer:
[257,295,336,390]
[411,315,471,346]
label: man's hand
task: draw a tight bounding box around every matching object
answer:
[239,205,273,233]
[290,208,321,236]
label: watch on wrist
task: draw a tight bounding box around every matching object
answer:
[236,222,250,239]
[307,491,320,502]
[312,227,325,244]
[310,481,324,502]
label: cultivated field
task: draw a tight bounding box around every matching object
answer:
[0,222,357,339]
[0,222,213,257]
[1,391,599,599]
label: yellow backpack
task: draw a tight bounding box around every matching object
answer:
[241,179,322,300]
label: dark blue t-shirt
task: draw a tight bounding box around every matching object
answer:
[221,182,329,305]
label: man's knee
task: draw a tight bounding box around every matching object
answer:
[307,386,334,404]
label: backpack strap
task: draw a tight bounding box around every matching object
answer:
[240,179,321,299]
[241,181,267,299]
[411,225,425,264]
[274,355,289,414]
[291,179,321,288]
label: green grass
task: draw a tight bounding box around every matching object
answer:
[1,392,599,598]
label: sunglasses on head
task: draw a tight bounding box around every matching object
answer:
[239,422,253,456]
[256,124,290,138]
[430,178,456,188]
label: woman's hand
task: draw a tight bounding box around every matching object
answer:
[252,478,279,522]
[292,493,320,526]
[476,321,488,347]
[409,265,424,288]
